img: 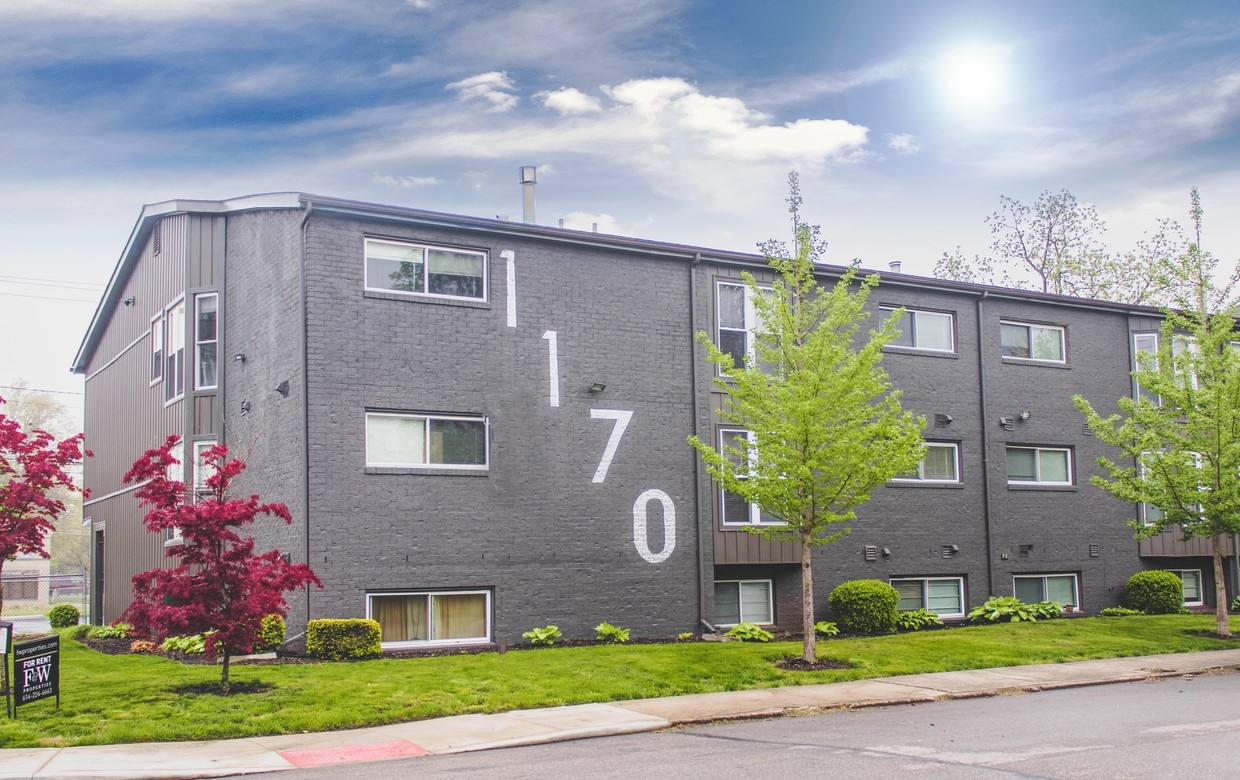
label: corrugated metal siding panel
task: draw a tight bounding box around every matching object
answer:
[1139,531,1234,557]
[187,215,225,289]
[87,214,186,371]
[187,214,224,440]
[93,494,166,623]
[193,396,216,435]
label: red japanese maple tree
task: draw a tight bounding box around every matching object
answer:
[0,395,87,616]
[121,435,320,692]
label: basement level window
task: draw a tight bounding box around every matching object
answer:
[368,590,492,647]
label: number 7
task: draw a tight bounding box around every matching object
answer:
[590,409,633,483]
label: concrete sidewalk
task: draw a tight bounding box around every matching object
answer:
[5,649,1240,780]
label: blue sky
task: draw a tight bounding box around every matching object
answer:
[2,0,1239,410]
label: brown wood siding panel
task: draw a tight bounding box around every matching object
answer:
[1139,531,1235,557]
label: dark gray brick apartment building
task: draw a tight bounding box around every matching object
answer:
[71,193,1233,648]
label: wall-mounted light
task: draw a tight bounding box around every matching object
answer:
[881,547,892,558]
[122,296,136,307]
[950,544,960,553]
[233,353,247,363]
[1018,410,1031,421]
[589,382,606,393]
[275,380,290,397]
[239,399,251,416]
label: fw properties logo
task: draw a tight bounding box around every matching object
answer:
[11,634,60,715]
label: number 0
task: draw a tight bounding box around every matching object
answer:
[633,489,675,564]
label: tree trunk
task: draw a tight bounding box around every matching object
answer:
[801,537,816,664]
[221,650,231,694]
[1212,534,1231,637]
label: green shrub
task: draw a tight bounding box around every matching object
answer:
[161,633,215,654]
[828,579,899,635]
[48,604,80,628]
[306,619,382,660]
[724,622,773,642]
[677,632,695,642]
[1126,570,1185,615]
[814,620,840,637]
[895,608,944,631]
[594,621,630,644]
[256,614,286,652]
[522,625,562,646]
[87,622,132,639]
[968,596,1043,623]
[66,624,92,640]
[1232,594,1240,613]
[1029,601,1064,620]
[1100,606,1144,617]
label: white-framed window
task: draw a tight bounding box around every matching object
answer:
[368,590,492,647]
[192,440,217,498]
[1006,446,1072,486]
[716,281,773,372]
[1165,569,1204,606]
[1000,320,1066,363]
[893,442,960,483]
[714,579,774,625]
[1013,573,1078,608]
[194,293,218,390]
[150,314,163,385]
[365,412,489,469]
[1133,331,1199,402]
[164,298,186,402]
[718,428,783,526]
[166,454,185,542]
[882,306,955,352]
[891,577,965,618]
[364,238,487,301]
[1138,451,1204,525]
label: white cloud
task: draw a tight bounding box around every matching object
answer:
[538,87,602,115]
[405,0,433,8]
[446,71,519,112]
[558,211,622,234]
[886,133,920,154]
[373,173,440,188]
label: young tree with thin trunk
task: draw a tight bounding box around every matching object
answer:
[689,175,925,663]
[1074,189,1240,636]
[121,436,320,692]
[0,395,87,617]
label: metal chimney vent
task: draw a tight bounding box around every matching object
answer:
[888,260,901,273]
[519,166,536,223]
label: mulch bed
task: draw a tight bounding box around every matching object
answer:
[774,656,854,672]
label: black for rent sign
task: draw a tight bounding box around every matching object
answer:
[14,635,59,710]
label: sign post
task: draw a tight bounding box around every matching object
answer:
[0,621,11,718]
[12,634,59,716]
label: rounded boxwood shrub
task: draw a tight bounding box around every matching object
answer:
[256,614,286,652]
[1126,570,1184,614]
[48,604,81,629]
[828,579,899,635]
[306,618,382,660]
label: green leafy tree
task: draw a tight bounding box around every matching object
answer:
[1074,189,1240,636]
[688,174,925,663]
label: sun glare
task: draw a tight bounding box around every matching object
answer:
[937,43,1010,108]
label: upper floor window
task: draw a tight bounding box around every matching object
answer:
[365,412,488,469]
[164,299,185,402]
[893,442,960,483]
[1000,321,1065,363]
[716,281,773,372]
[150,314,164,385]
[194,293,218,390]
[883,306,955,353]
[1134,332,1199,401]
[364,238,487,301]
[1006,445,1072,486]
[718,428,783,526]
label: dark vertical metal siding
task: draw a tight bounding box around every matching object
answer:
[83,214,189,622]
[1139,531,1233,557]
[187,215,224,443]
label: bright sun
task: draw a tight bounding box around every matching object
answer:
[937,43,1010,108]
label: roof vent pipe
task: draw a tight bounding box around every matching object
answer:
[519,166,537,223]
[888,260,902,273]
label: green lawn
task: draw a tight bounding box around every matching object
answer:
[1,615,1236,749]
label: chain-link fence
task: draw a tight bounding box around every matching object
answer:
[1,573,89,634]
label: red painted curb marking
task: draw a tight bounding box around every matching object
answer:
[280,740,429,766]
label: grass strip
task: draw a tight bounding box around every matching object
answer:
[0,614,1235,748]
